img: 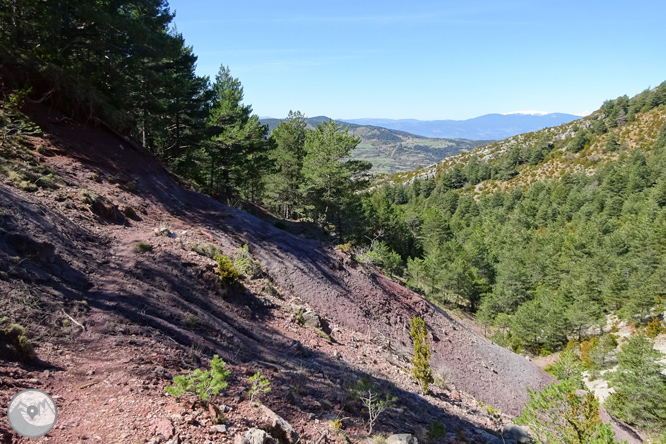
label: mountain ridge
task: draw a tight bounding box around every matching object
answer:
[340,112,581,139]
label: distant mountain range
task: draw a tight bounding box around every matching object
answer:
[260,116,491,175]
[340,113,582,140]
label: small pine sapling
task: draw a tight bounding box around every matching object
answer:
[410,315,433,394]
[248,372,271,404]
[165,355,230,404]
[354,375,397,434]
[215,252,240,284]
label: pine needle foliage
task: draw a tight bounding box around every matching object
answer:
[165,355,230,403]
[516,379,627,444]
[248,372,271,404]
[646,317,664,338]
[215,252,240,284]
[605,334,666,436]
[544,349,584,388]
[410,315,433,394]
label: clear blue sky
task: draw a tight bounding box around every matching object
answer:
[167,0,666,120]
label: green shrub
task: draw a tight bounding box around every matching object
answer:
[233,244,262,279]
[491,330,510,348]
[190,242,219,259]
[34,173,60,189]
[357,241,403,276]
[588,334,618,370]
[135,242,152,253]
[293,308,305,326]
[580,337,599,368]
[314,327,332,341]
[426,420,446,443]
[215,252,240,284]
[605,334,666,436]
[329,418,343,432]
[248,372,271,404]
[544,349,584,388]
[646,317,664,338]
[165,354,230,403]
[2,323,35,360]
[7,169,38,191]
[262,279,282,298]
[78,188,99,205]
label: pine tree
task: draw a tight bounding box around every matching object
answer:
[265,111,307,219]
[517,379,627,444]
[164,41,212,174]
[206,65,268,199]
[410,315,433,394]
[605,334,666,436]
[300,119,370,238]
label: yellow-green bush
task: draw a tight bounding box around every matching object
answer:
[2,323,35,360]
[215,252,240,284]
[647,317,664,338]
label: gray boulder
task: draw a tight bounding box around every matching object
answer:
[235,428,276,444]
[259,405,300,444]
[386,434,418,444]
[301,310,321,328]
[502,423,532,443]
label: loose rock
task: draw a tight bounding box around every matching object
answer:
[235,428,277,444]
[259,405,299,444]
[502,423,532,443]
[386,434,418,444]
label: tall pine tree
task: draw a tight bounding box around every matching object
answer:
[605,334,666,436]
[265,111,307,218]
[206,65,268,200]
[300,119,370,238]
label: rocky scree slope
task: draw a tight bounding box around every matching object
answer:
[0,104,558,443]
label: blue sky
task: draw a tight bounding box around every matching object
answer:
[167,0,666,120]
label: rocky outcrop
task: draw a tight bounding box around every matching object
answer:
[259,405,299,444]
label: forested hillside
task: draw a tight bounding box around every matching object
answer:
[372,84,666,333]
